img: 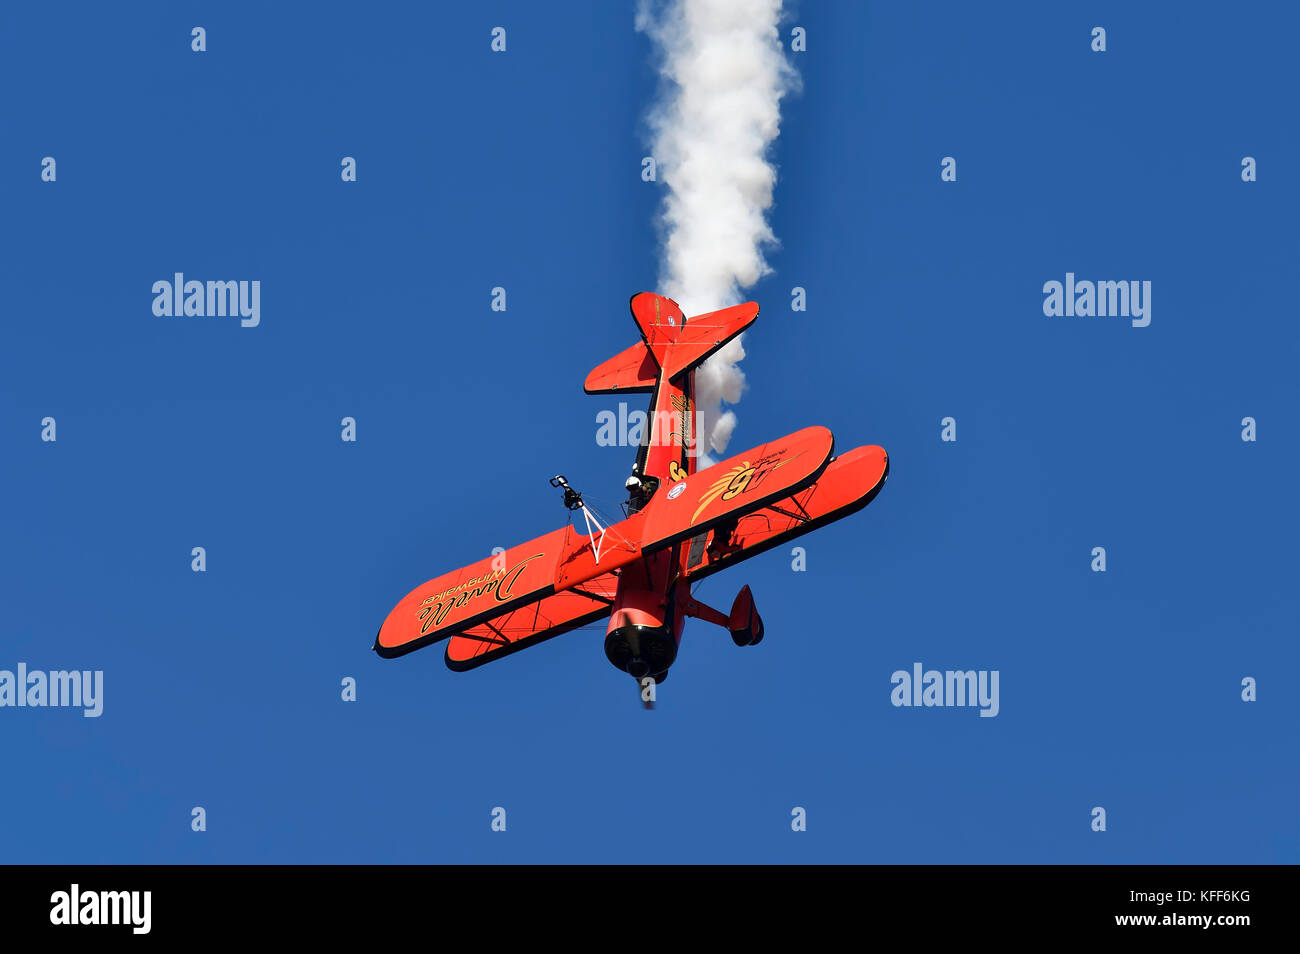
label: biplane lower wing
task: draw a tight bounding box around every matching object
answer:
[444,573,619,671]
[681,444,890,581]
[375,514,643,659]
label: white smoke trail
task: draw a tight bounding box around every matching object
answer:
[636,0,797,461]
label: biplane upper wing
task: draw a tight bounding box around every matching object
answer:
[444,572,619,671]
[377,426,856,663]
[680,444,890,581]
[639,425,836,550]
[374,514,645,659]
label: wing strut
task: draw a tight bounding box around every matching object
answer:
[765,500,811,524]
[581,504,608,564]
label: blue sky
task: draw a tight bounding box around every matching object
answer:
[1,1,1296,863]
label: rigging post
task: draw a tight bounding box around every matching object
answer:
[550,475,608,565]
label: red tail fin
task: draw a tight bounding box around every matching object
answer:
[630,292,686,357]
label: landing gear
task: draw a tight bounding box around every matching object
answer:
[682,585,766,647]
[728,585,764,646]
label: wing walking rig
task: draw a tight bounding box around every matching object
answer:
[374,293,889,703]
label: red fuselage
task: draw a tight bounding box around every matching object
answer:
[602,347,697,681]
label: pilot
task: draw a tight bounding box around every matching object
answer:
[625,474,649,512]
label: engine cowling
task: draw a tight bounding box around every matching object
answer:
[604,579,684,682]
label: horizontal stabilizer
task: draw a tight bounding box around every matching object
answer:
[586,293,759,393]
[584,340,658,394]
[660,301,758,380]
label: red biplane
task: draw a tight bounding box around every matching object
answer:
[374,293,889,702]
